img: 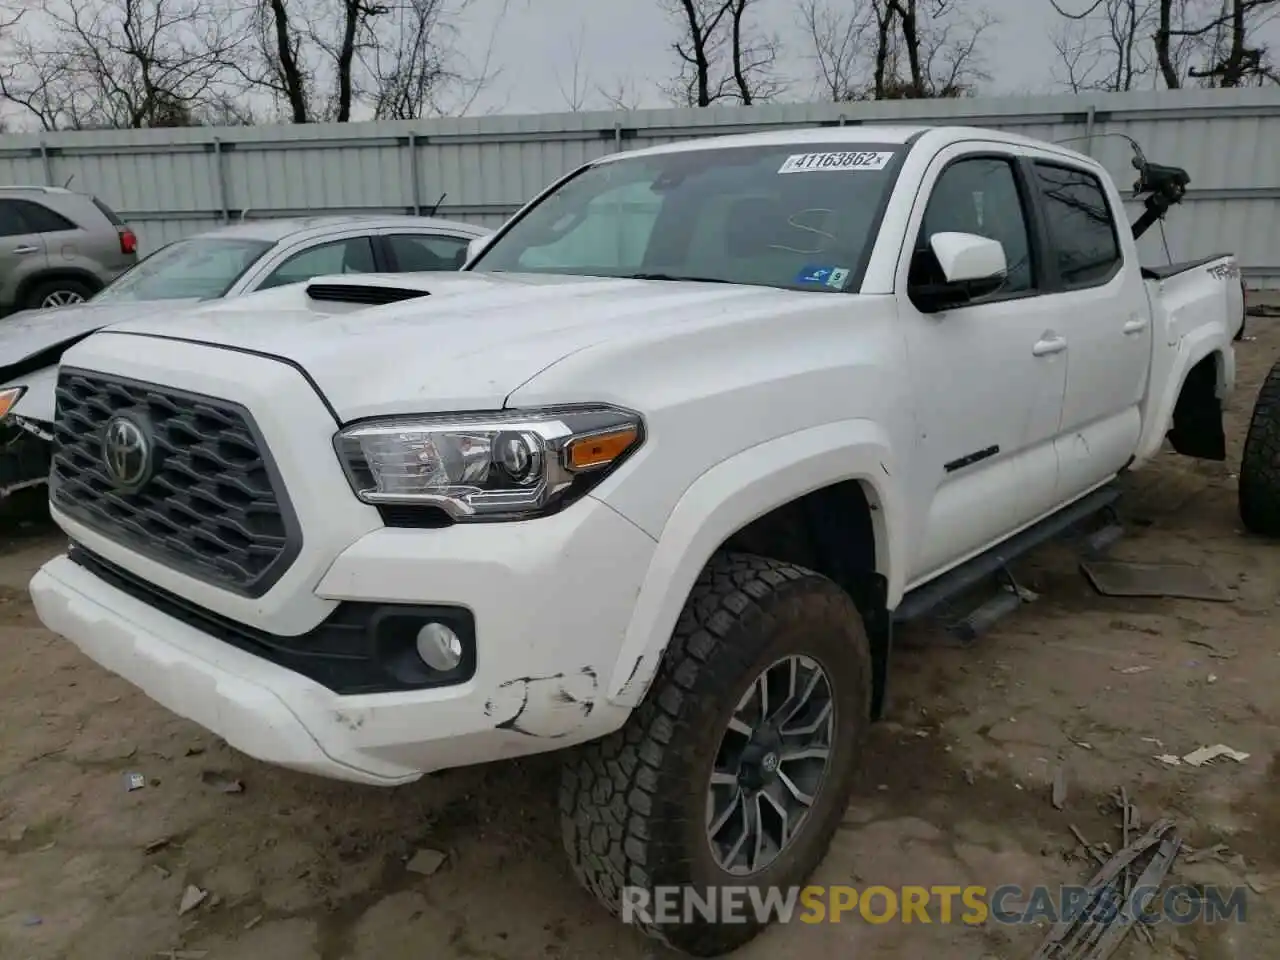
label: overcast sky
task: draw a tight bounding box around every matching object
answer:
[447,0,1199,114]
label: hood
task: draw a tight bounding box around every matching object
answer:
[0,299,198,377]
[94,272,820,420]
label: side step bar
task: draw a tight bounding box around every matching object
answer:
[893,484,1122,625]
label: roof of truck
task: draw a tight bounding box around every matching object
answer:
[603,124,1094,165]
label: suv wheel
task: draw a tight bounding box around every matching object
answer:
[25,278,95,309]
[560,552,871,956]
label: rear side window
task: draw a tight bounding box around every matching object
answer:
[0,201,30,237]
[7,199,77,234]
[1033,163,1121,288]
[91,196,125,226]
[387,233,471,271]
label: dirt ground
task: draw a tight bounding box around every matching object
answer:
[2,311,1279,960]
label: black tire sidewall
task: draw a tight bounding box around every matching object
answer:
[652,576,871,896]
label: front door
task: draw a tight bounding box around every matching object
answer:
[897,146,1069,584]
[1026,158,1152,499]
[0,199,50,309]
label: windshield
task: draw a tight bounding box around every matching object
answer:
[470,143,905,292]
[94,236,274,302]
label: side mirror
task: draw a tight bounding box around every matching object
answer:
[465,234,493,265]
[909,231,1007,313]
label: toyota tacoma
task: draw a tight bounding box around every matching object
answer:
[29,125,1246,955]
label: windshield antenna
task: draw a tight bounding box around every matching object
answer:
[426,192,446,217]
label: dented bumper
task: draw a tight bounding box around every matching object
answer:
[0,417,52,502]
[30,496,654,784]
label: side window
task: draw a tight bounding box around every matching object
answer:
[387,233,470,272]
[0,201,32,238]
[1033,163,1120,288]
[914,156,1034,296]
[15,200,77,233]
[516,180,662,271]
[257,236,377,290]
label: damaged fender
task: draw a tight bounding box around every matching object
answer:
[604,419,905,708]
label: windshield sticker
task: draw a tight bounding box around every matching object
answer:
[778,151,894,174]
[795,265,851,288]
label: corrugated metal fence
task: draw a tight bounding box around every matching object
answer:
[2,87,1279,286]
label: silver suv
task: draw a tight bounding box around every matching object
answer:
[0,186,138,314]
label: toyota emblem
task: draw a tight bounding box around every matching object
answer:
[102,414,153,490]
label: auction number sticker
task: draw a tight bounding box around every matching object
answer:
[778,151,895,174]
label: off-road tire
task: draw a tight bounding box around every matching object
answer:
[23,278,95,310]
[559,551,871,956]
[1239,358,1280,536]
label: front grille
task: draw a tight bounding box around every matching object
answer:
[51,368,300,597]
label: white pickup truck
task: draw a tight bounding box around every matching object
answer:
[29,125,1252,955]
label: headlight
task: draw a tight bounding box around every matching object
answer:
[0,386,26,419]
[335,405,644,521]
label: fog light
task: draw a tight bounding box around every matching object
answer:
[415,621,463,672]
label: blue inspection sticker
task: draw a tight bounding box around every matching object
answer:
[795,265,851,288]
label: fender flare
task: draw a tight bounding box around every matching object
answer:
[604,419,906,707]
[1134,326,1233,466]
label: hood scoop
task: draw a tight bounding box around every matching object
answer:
[305,282,432,306]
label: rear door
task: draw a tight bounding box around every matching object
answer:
[1025,156,1152,500]
[0,200,50,310]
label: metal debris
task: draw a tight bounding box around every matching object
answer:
[406,848,447,876]
[1032,818,1181,960]
[199,770,245,794]
[1182,843,1228,864]
[1186,638,1236,659]
[244,914,263,931]
[1182,744,1249,766]
[125,772,147,792]
[1052,767,1068,810]
[177,885,208,916]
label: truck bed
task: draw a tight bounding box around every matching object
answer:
[1140,253,1235,281]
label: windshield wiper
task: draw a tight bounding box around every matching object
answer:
[620,272,735,284]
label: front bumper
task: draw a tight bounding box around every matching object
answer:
[30,495,656,785]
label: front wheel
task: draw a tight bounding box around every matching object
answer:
[560,552,871,956]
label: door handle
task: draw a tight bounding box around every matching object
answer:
[1032,335,1067,357]
[1123,316,1148,334]
[11,245,38,255]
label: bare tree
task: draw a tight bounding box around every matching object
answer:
[661,0,734,106]
[1183,0,1280,85]
[242,0,497,122]
[596,78,641,110]
[662,0,784,106]
[0,0,251,130]
[798,0,872,101]
[553,24,591,111]
[727,0,784,103]
[799,0,993,100]
[1053,0,1279,90]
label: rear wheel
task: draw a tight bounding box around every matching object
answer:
[560,552,871,956]
[1239,358,1280,537]
[24,278,95,310]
